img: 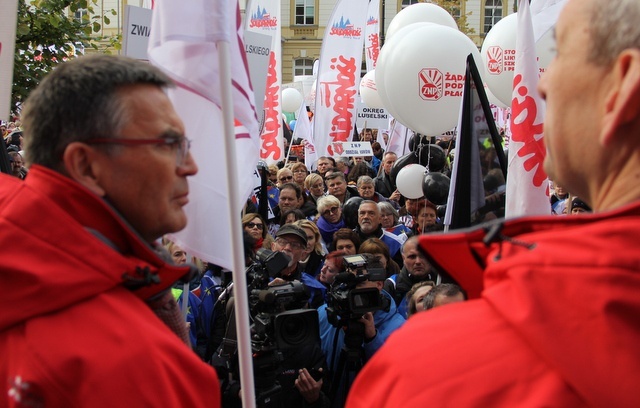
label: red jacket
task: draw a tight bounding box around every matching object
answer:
[347,203,640,407]
[1,167,219,407]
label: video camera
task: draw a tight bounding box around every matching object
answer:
[325,254,388,329]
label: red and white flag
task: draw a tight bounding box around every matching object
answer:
[364,0,381,72]
[505,0,550,218]
[386,118,412,156]
[313,0,369,158]
[148,0,260,268]
[245,0,284,165]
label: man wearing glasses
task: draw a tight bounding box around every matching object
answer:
[0,55,218,406]
[269,224,309,284]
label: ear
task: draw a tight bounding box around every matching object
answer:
[62,142,107,197]
[601,49,640,146]
[376,280,384,291]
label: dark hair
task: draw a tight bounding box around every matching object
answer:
[22,55,173,170]
[279,182,303,199]
[280,209,305,226]
[330,228,361,251]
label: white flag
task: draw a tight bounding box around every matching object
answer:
[364,0,381,72]
[313,0,369,158]
[0,0,19,121]
[246,0,284,165]
[505,0,550,218]
[148,0,260,268]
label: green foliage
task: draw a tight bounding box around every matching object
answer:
[427,0,476,36]
[11,0,120,115]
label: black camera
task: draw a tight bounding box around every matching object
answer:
[325,254,388,329]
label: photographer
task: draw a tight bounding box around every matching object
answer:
[318,254,406,406]
[213,244,331,408]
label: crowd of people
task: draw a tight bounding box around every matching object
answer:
[3,0,639,405]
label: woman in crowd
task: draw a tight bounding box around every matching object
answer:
[413,200,438,235]
[329,228,361,255]
[295,219,326,277]
[316,195,345,248]
[405,281,436,318]
[378,201,411,242]
[305,173,326,205]
[358,237,401,278]
[302,250,344,309]
[241,213,274,254]
[291,162,309,191]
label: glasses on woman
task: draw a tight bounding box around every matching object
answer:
[245,222,264,230]
[279,175,293,182]
[322,206,340,217]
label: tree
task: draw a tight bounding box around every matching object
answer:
[11,0,120,116]
[427,0,476,36]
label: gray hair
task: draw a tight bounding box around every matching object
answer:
[377,201,399,224]
[22,54,173,171]
[589,0,640,65]
[356,175,374,189]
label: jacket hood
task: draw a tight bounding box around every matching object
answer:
[0,167,193,331]
[418,205,640,406]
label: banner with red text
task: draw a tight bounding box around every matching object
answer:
[505,0,550,217]
[246,0,284,165]
[364,0,380,72]
[313,0,369,157]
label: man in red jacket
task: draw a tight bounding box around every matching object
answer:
[347,0,640,406]
[1,55,219,407]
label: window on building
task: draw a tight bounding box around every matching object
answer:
[484,0,503,34]
[74,8,88,22]
[294,58,314,76]
[295,0,315,25]
[401,0,421,9]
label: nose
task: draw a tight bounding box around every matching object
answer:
[178,151,198,176]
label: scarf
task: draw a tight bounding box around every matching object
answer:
[317,216,346,246]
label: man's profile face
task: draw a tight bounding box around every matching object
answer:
[358,202,381,234]
[538,0,604,196]
[88,84,198,243]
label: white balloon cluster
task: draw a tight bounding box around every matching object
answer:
[367,3,481,136]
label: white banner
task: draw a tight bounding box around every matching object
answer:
[244,30,272,132]
[245,0,284,165]
[123,6,153,60]
[364,0,380,72]
[332,141,373,157]
[313,0,369,157]
[356,99,389,130]
[0,0,18,121]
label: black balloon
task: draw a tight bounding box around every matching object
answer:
[389,152,418,188]
[342,196,364,229]
[418,144,447,173]
[422,172,450,205]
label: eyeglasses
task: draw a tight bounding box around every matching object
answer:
[322,206,340,217]
[246,222,263,230]
[293,169,307,174]
[275,237,304,250]
[85,136,192,166]
[279,176,293,182]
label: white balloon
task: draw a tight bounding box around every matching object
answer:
[378,24,482,136]
[359,70,385,109]
[481,13,558,107]
[484,83,509,109]
[281,88,303,113]
[396,164,427,199]
[376,23,431,126]
[387,3,458,40]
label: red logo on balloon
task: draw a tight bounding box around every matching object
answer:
[419,69,442,101]
[487,46,503,75]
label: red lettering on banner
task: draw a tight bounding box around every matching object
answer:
[367,34,380,67]
[510,74,546,188]
[261,52,282,161]
[320,56,358,155]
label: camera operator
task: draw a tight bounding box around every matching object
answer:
[318,254,406,406]
[269,224,310,285]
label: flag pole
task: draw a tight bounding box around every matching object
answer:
[217,37,257,408]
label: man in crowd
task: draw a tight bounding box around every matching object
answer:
[374,151,401,202]
[269,224,309,283]
[347,1,640,406]
[383,236,441,318]
[325,170,358,205]
[354,201,404,267]
[315,156,335,178]
[0,55,218,406]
